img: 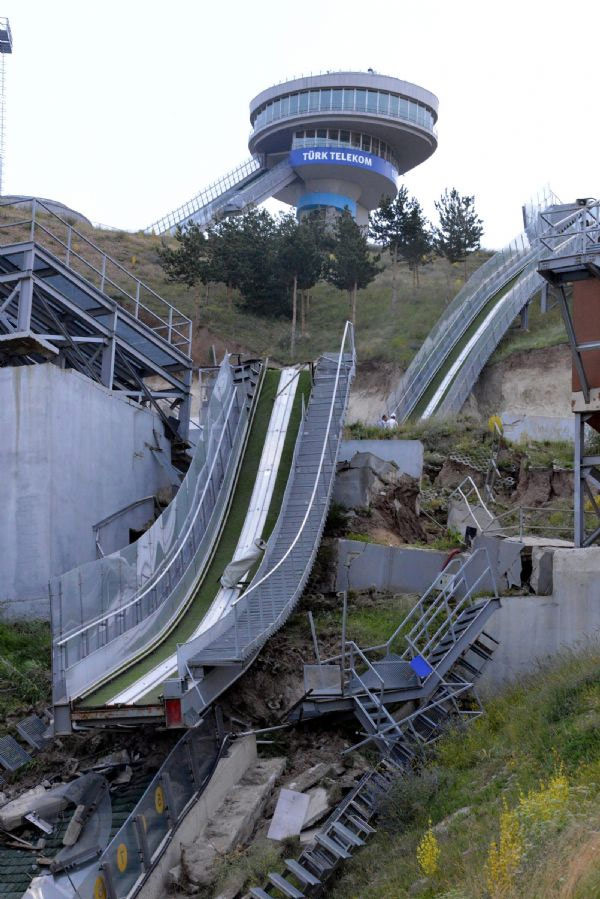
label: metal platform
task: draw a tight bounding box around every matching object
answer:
[0,199,193,439]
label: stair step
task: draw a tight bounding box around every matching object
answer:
[331,820,365,847]
[315,832,352,860]
[345,813,376,835]
[249,889,272,899]
[268,872,305,898]
[284,859,321,887]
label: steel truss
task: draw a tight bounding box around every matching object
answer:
[538,199,600,546]
[0,240,193,440]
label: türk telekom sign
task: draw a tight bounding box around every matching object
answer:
[289,147,397,180]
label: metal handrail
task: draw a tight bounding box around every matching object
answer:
[0,197,193,354]
[176,325,355,674]
[233,322,354,609]
[145,155,264,235]
[56,368,242,647]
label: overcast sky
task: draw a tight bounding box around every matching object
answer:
[4,0,599,248]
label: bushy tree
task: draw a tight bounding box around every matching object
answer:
[433,188,484,279]
[275,212,328,355]
[369,187,410,306]
[326,209,380,324]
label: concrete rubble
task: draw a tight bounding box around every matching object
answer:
[169,756,286,890]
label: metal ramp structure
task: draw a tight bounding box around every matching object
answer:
[0,197,194,439]
[146,156,297,235]
[50,325,355,732]
[173,324,356,723]
[386,190,585,422]
[51,355,264,733]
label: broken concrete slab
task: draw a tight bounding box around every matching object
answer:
[176,756,286,888]
[333,453,400,510]
[302,786,332,829]
[0,786,67,832]
[284,762,333,794]
[531,547,554,595]
[268,789,311,841]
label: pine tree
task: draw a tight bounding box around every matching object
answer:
[369,187,410,307]
[326,210,380,325]
[433,188,484,280]
[402,198,433,287]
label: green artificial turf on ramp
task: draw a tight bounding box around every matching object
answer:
[83,368,310,707]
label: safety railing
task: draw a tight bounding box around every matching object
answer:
[0,197,192,355]
[388,233,537,420]
[51,358,261,706]
[348,548,496,673]
[388,191,566,421]
[538,199,600,255]
[145,155,265,235]
[434,219,582,418]
[45,713,226,899]
[482,504,578,541]
[177,323,356,681]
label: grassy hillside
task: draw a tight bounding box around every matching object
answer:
[331,647,600,898]
[0,203,568,372]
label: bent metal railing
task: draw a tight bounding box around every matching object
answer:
[0,197,192,354]
[176,324,356,697]
[51,357,262,723]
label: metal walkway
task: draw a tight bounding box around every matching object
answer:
[249,550,499,898]
[0,198,193,438]
[146,157,297,235]
[386,190,585,422]
[173,324,356,724]
[291,546,500,726]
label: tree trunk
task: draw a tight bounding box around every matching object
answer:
[351,282,357,325]
[301,289,306,337]
[291,274,298,358]
[392,246,398,307]
[463,257,468,282]
[226,283,232,311]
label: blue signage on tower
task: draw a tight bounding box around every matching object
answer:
[289,147,398,181]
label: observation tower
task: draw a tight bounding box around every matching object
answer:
[148,71,438,234]
[249,71,438,225]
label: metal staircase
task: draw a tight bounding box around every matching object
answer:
[146,157,297,235]
[250,551,500,898]
[292,547,500,721]
[172,325,356,723]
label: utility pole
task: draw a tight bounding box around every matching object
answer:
[0,18,12,197]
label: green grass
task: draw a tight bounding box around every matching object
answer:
[0,620,51,718]
[327,647,600,898]
[490,299,568,364]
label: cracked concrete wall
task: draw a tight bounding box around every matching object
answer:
[0,364,173,618]
[480,547,600,692]
[338,440,423,479]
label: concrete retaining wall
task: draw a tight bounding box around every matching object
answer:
[339,439,423,479]
[336,539,448,594]
[480,547,600,692]
[0,364,174,618]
